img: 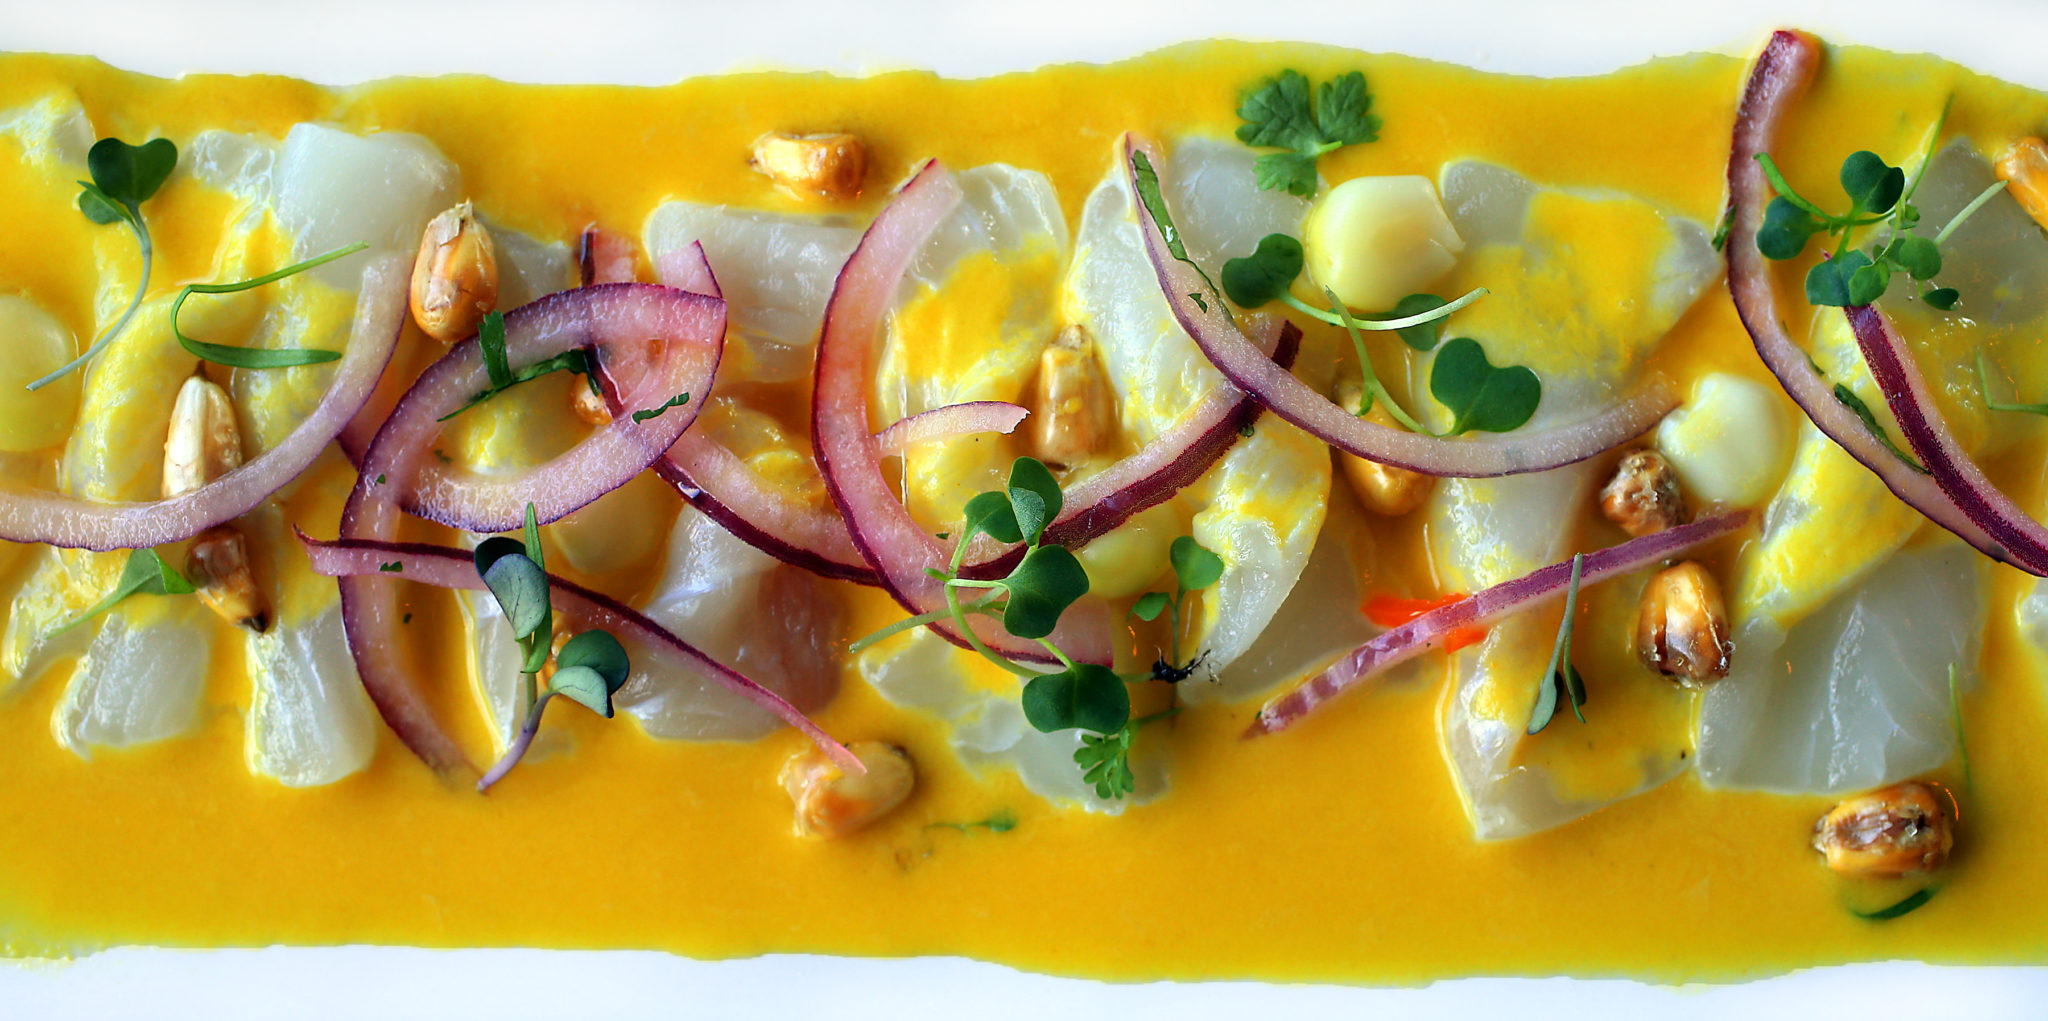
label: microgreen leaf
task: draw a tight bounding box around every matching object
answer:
[479,310,513,389]
[75,181,128,226]
[523,501,545,575]
[1924,286,1961,311]
[1528,553,1588,735]
[1075,726,1138,800]
[1429,337,1541,434]
[631,391,690,422]
[170,243,365,368]
[1020,663,1130,734]
[1169,535,1224,594]
[557,629,630,694]
[1007,456,1063,547]
[1884,235,1942,281]
[1757,196,1824,260]
[1131,591,1171,622]
[51,548,197,636]
[1129,150,1231,319]
[546,664,615,718]
[1804,249,1880,308]
[1851,886,1938,921]
[1833,383,1928,473]
[1001,544,1090,640]
[474,538,550,641]
[1386,294,1450,351]
[961,490,1024,546]
[1840,151,1904,218]
[438,349,596,422]
[1220,232,1303,308]
[85,136,177,214]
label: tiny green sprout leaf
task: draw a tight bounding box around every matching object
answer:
[1840,151,1905,218]
[632,391,690,422]
[86,136,177,215]
[557,629,631,694]
[1805,249,1879,308]
[1007,456,1062,546]
[1429,337,1542,434]
[1169,535,1225,594]
[547,665,615,719]
[523,501,546,574]
[1220,232,1304,308]
[52,548,198,636]
[1924,286,1962,311]
[1021,663,1131,734]
[962,490,1023,546]
[474,538,550,640]
[478,311,513,390]
[1884,235,1943,280]
[75,182,127,225]
[1002,545,1090,640]
[1387,293,1451,351]
[1131,591,1171,622]
[1757,197,1824,260]
[1075,726,1139,801]
[378,562,402,573]
[1847,258,1893,307]
[1530,552,1588,735]
[1711,206,1735,252]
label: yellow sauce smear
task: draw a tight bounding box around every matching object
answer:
[1,40,2046,983]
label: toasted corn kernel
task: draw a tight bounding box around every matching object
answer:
[1996,137,2048,232]
[409,201,499,344]
[1600,449,1689,537]
[1032,325,1116,470]
[749,132,867,202]
[163,373,243,499]
[1812,781,1954,880]
[163,375,268,632]
[1334,381,1434,516]
[1635,560,1732,686]
[187,525,267,632]
[780,740,914,838]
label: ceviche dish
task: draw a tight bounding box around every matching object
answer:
[3,28,2047,983]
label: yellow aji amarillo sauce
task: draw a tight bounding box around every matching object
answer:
[0,39,2044,984]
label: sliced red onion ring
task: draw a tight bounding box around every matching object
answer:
[0,253,407,551]
[873,400,1028,457]
[300,531,860,772]
[1248,510,1751,737]
[1123,135,1675,478]
[341,283,723,774]
[1724,30,2016,567]
[1848,304,2048,574]
[401,283,724,533]
[812,160,1113,667]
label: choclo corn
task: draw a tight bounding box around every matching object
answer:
[1333,381,1434,516]
[1303,176,1464,311]
[1812,781,1954,880]
[163,374,268,632]
[749,132,867,202]
[780,740,915,838]
[409,201,499,344]
[1032,325,1116,471]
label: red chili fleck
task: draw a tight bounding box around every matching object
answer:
[1362,592,1487,652]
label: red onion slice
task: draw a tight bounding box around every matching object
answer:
[0,253,407,551]
[873,401,1028,457]
[401,283,724,533]
[1723,30,2015,566]
[812,161,1113,667]
[1248,510,1751,737]
[1848,304,2048,573]
[300,531,860,772]
[341,282,723,774]
[1123,135,1676,478]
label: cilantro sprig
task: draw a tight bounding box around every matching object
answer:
[474,503,632,792]
[1526,553,1588,735]
[30,138,177,390]
[852,457,1229,801]
[438,311,614,423]
[1235,69,1381,197]
[50,548,196,636]
[1754,104,2004,311]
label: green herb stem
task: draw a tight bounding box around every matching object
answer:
[1933,180,2010,247]
[943,579,1035,680]
[1976,351,2048,415]
[171,242,368,369]
[29,220,153,391]
[848,598,1001,654]
[477,683,551,793]
[1322,287,1435,435]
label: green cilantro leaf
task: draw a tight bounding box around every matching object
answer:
[631,391,691,422]
[1834,383,1928,473]
[1020,663,1130,734]
[52,548,197,636]
[1235,69,1380,197]
[1075,726,1139,800]
[479,310,514,389]
[1429,337,1542,434]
